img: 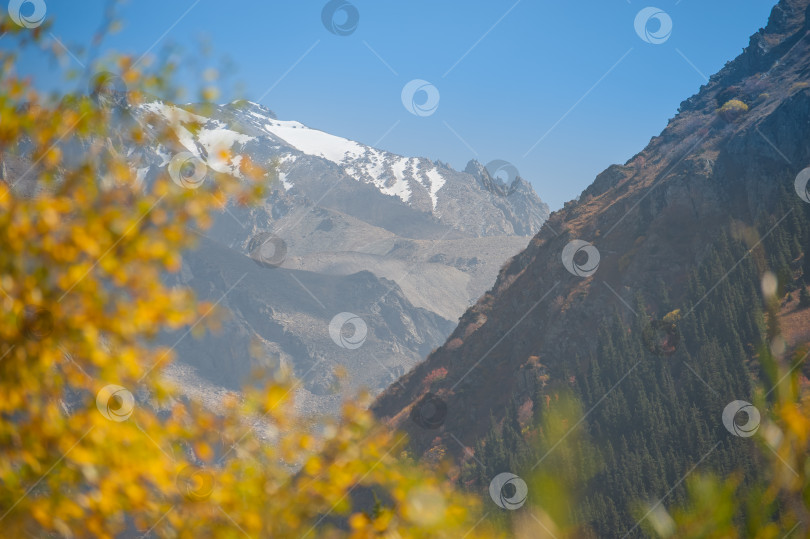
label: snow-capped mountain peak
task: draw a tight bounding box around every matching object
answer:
[136,99,549,237]
[252,114,446,210]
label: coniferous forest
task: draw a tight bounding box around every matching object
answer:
[462,181,810,536]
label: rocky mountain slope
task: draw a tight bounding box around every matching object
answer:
[140,102,549,415]
[2,93,550,417]
[137,99,549,240]
[373,0,810,528]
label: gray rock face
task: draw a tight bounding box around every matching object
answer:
[163,237,456,417]
[121,99,550,415]
[2,96,549,416]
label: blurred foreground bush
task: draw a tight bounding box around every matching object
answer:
[0,13,499,539]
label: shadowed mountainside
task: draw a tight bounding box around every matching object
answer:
[373,1,810,533]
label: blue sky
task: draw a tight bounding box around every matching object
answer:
[9,0,777,209]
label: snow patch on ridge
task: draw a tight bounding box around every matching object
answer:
[140,102,256,177]
[262,120,445,209]
[262,120,365,164]
[391,158,410,183]
[276,154,298,190]
[424,168,446,210]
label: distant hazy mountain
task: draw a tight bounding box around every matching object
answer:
[136,99,549,239]
[97,98,550,416]
[1,88,550,416]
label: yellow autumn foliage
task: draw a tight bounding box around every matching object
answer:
[0,13,501,539]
